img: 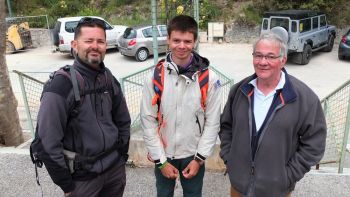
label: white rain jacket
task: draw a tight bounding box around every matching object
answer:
[141,53,221,164]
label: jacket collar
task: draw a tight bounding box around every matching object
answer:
[241,68,297,104]
[164,51,209,80]
[73,56,106,79]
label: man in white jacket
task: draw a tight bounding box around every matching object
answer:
[140,15,222,197]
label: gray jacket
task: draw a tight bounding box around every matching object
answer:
[219,69,326,197]
[35,58,130,193]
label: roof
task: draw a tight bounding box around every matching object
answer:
[57,16,104,22]
[263,10,325,19]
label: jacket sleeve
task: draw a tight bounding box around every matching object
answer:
[140,72,167,164]
[218,86,236,164]
[286,99,327,185]
[196,71,222,159]
[112,77,131,160]
[37,82,74,193]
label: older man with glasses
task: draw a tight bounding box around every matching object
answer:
[31,17,130,197]
[219,32,327,197]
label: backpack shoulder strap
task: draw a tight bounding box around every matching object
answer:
[54,65,85,117]
[198,68,209,111]
[104,68,118,96]
[152,59,165,108]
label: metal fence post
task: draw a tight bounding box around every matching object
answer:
[17,74,35,137]
[338,92,350,173]
[151,0,159,66]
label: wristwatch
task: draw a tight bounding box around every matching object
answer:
[194,156,204,166]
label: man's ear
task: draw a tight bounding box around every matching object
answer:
[71,40,78,56]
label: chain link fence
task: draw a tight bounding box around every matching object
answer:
[10,71,50,136]
[10,68,350,173]
[320,79,350,173]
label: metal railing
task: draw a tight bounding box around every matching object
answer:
[319,79,350,173]
[11,68,350,173]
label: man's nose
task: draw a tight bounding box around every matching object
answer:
[179,41,185,48]
[90,41,98,49]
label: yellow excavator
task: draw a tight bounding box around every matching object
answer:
[6,21,33,53]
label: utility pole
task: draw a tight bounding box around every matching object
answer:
[6,0,13,17]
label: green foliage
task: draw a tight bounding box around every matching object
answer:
[7,0,350,28]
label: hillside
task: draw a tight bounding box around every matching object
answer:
[6,0,350,29]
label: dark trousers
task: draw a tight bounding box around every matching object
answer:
[70,159,126,197]
[154,156,205,197]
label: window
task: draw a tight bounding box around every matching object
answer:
[312,17,319,29]
[142,27,160,38]
[123,28,137,39]
[320,16,326,27]
[270,18,289,31]
[299,18,311,33]
[104,22,112,30]
[291,21,297,32]
[65,21,79,33]
[262,19,268,30]
[159,25,168,36]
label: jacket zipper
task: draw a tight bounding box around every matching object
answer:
[195,114,202,135]
[94,74,106,171]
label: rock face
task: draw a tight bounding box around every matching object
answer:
[224,23,260,44]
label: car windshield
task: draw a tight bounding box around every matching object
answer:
[123,28,137,39]
[270,18,289,31]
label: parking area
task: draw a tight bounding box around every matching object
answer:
[6,43,350,99]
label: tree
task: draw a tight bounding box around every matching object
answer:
[0,0,23,146]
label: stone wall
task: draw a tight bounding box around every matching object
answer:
[29,28,52,47]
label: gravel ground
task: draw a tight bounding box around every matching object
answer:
[0,151,349,197]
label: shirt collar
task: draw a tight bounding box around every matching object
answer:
[249,71,286,94]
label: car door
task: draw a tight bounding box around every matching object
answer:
[157,25,168,53]
[319,15,328,44]
[104,21,118,47]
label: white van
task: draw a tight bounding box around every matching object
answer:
[52,16,127,55]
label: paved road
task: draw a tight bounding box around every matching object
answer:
[6,43,350,99]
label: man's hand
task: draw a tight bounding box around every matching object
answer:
[182,160,201,179]
[64,192,72,197]
[160,163,179,179]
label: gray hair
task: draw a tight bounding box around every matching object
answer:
[253,32,288,58]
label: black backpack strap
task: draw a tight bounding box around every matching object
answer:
[68,65,81,104]
[104,68,118,96]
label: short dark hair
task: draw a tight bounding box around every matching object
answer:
[74,17,106,39]
[167,15,198,41]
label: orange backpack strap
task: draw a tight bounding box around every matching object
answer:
[198,69,209,111]
[152,59,165,109]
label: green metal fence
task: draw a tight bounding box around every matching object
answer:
[11,68,350,173]
[11,71,49,137]
[120,65,234,129]
[320,79,350,173]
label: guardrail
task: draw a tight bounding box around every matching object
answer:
[319,79,350,173]
[11,69,350,173]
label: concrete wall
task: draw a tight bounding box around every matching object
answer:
[29,28,52,47]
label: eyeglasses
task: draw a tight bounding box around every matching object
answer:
[252,53,281,62]
[77,17,106,29]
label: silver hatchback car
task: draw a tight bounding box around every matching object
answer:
[118,25,168,61]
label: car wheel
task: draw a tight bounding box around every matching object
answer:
[323,35,334,52]
[338,54,345,60]
[135,48,149,62]
[6,41,15,53]
[300,44,312,65]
